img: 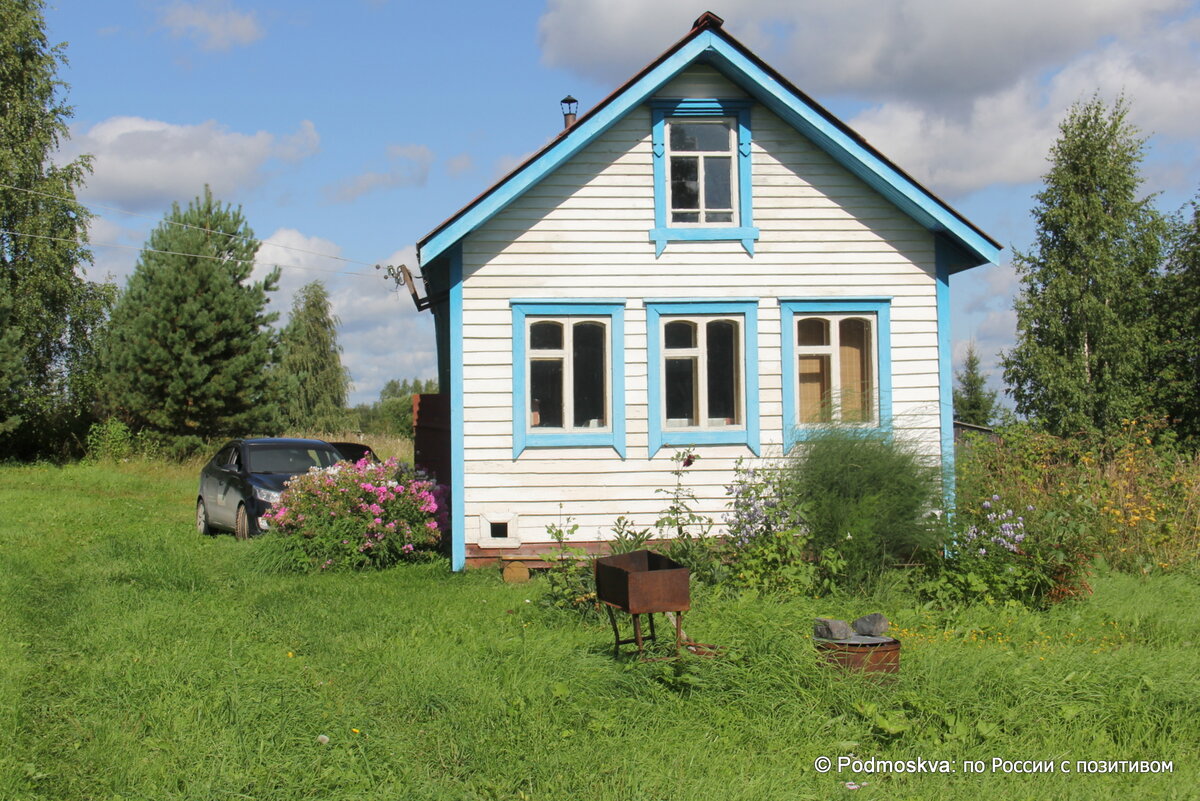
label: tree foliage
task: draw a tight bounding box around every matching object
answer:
[1002,96,1167,436]
[101,187,280,454]
[0,0,113,456]
[277,280,350,431]
[953,342,998,427]
[350,377,438,438]
[1154,199,1200,441]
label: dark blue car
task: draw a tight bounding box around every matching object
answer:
[196,438,344,539]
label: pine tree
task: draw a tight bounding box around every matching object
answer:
[102,187,280,452]
[1,0,113,455]
[1001,96,1167,436]
[953,342,998,427]
[277,280,349,431]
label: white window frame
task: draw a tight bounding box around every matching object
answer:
[664,118,738,227]
[526,316,611,433]
[793,312,879,427]
[660,314,744,431]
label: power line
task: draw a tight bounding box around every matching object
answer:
[0,181,386,272]
[0,227,385,281]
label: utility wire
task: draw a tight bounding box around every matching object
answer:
[0,227,384,281]
[0,181,384,272]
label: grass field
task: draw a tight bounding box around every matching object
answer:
[1,461,1197,800]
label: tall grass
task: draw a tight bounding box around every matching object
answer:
[1,462,1196,799]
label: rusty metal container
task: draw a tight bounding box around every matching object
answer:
[594,550,690,614]
[815,636,901,673]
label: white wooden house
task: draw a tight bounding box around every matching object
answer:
[413,12,1001,570]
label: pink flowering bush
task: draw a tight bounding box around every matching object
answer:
[260,458,448,572]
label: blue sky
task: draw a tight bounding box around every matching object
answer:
[46,0,1200,405]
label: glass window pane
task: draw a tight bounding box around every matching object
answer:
[797,317,828,347]
[704,156,732,210]
[671,211,700,223]
[669,121,731,152]
[839,318,873,423]
[530,320,562,350]
[665,357,697,426]
[572,322,606,428]
[705,211,733,223]
[530,359,563,428]
[799,354,832,424]
[670,156,699,210]
[664,320,695,349]
[706,320,739,424]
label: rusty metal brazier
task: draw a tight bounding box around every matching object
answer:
[594,550,689,657]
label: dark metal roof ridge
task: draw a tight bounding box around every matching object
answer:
[417,14,1001,257]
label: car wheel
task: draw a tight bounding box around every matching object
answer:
[196,498,212,536]
[235,504,252,541]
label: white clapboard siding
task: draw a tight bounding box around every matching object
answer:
[454,66,948,545]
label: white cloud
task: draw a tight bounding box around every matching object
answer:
[324,144,435,203]
[849,18,1200,196]
[160,1,263,52]
[539,0,1200,198]
[253,234,434,404]
[539,0,1189,103]
[64,117,318,211]
[446,153,475,177]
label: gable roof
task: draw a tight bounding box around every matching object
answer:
[417,12,1002,273]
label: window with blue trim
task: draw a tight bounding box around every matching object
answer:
[650,99,758,256]
[781,299,892,453]
[511,301,625,458]
[646,300,759,456]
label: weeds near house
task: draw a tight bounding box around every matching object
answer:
[956,419,1200,576]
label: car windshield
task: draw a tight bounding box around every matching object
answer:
[246,445,341,474]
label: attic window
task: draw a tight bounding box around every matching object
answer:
[667,120,735,224]
[649,98,759,256]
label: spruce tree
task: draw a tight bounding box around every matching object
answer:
[102,187,280,452]
[1001,96,1166,435]
[1,0,113,455]
[277,280,349,431]
[953,342,998,427]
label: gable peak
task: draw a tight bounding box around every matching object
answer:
[691,11,724,32]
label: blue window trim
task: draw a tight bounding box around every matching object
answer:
[511,300,626,459]
[646,299,760,457]
[780,298,893,455]
[650,98,758,257]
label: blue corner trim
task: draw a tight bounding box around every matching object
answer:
[419,30,998,271]
[935,238,956,511]
[645,300,759,457]
[650,98,755,257]
[779,298,893,455]
[511,301,627,459]
[448,245,465,571]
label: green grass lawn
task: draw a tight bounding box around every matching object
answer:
[1,462,1197,800]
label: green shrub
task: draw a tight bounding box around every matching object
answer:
[776,427,942,591]
[84,418,134,462]
[260,458,446,572]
